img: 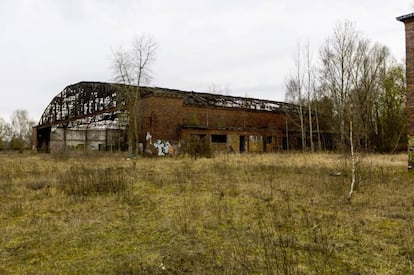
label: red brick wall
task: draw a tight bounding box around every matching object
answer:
[181,105,286,130]
[138,95,183,142]
[137,94,289,142]
[404,17,414,137]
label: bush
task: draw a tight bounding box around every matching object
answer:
[181,135,213,159]
[9,137,26,152]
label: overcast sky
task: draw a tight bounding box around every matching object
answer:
[0,0,411,122]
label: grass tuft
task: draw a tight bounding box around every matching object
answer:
[60,166,130,196]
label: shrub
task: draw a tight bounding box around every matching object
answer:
[181,135,213,159]
[25,180,48,191]
[9,137,25,152]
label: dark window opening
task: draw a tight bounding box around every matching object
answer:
[211,134,227,143]
[240,136,246,152]
[266,136,272,144]
[283,137,288,150]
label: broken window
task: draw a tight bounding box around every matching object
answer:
[211,135,227,143]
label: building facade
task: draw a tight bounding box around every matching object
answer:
[33,81,321,154]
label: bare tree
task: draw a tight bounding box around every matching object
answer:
[285,43,306,151]
[297,44,306,152]
[284,20,402,154]
[320,21,357,150]
[284,77,300,103]
[314,97,322,151]
[304,42,315,152]
[319,21,400,153]
[350,40,390,150]
[0,118,11,149]
[285,42,322,152]
[377,64,406,152]
[9,110,35,150]
[208,84,231,95]
[112,35,157,155]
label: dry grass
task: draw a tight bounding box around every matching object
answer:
[0,151,413,274]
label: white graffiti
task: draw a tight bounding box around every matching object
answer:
[146,132,152,144]
[154,140,171,156]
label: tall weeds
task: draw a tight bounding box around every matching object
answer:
[0,152,411,274]
[60,166,130,196]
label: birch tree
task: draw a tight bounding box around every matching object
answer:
[284,20,403,154]
[285,43,306,151]
[347,104,356,201]
[285,42,321,152]
[304,42,315,152]
[285,75,304,150]
[297,44,306,152]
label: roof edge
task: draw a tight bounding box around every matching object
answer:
[397,13,414,22]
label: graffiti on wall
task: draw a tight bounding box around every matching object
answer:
[154,140,171,156]
[145,132,175,156]
[146,132,152,145]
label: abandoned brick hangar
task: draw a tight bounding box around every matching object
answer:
[33,81,330,154]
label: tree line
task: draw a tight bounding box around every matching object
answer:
[0,110,36,151]
[285,21,406,153]
[4,23,404,154]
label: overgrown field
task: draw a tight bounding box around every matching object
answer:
[0,152,413,274]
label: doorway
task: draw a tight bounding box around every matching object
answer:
[239,135,246,153]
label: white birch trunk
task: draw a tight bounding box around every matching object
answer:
[348,107,356,200]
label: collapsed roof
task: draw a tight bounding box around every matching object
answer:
[37,81,298,129]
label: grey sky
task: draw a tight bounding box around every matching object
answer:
[0,0,410,122]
